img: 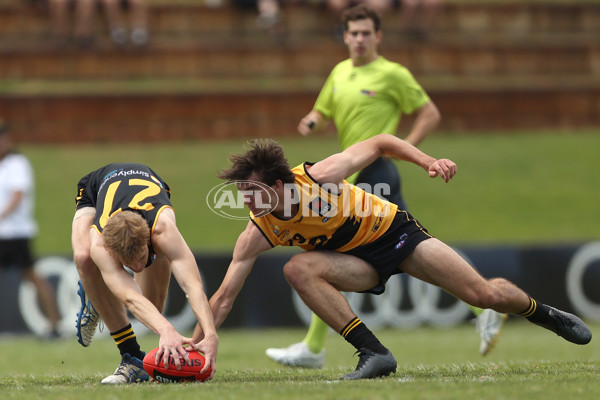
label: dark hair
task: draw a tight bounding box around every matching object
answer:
[341,4,382,32]
[218,139,296,185]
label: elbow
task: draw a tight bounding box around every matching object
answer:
[120,290,144,312]
[122,296,137,313]
[434,108,442,126]
[376,134,401,155]
[429,103,442,126]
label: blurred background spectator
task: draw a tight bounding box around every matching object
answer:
[231,0,285,39]
[327,0,391,16]
[399,0,441,40]
[48,0,96,47]
[0,120,61,339]
[101,0,149,47]
[46,0,149,48]
[324,0,441,41]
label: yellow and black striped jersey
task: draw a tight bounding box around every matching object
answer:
[77,163,172,235]
[250,163,398,252]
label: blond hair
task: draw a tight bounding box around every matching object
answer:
[103,211,149,264]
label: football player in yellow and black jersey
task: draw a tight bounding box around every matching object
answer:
[272,4,506,367]
[193,134,591,380]
[72,163,217,384]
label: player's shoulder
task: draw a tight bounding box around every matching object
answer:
[376,57,412,76]
[331,59,354,73]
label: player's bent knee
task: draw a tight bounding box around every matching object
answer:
[73,252,96,275]
[283,255,316,289]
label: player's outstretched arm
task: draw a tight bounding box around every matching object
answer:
[192,221,271,344]
[211,221,271,328]
[152,211,218,375]
[90,232,192,369]
[309,133,456,184]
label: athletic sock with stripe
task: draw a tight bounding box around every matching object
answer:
[340,317,387,355]
[110,323,143,359]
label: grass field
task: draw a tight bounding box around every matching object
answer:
[0,322,598,399]
[22,130,600,254]
[4,130,600,398]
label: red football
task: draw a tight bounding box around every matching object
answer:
[143,347,211,383]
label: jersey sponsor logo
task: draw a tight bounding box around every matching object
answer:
[361,89,377,97]
[308,196,333,217]
[372,214,384,232]
[99,168,152,193]
[277,229,290,241]
[394,233,408,249]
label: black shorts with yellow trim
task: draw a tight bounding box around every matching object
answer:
[344,209,433,295]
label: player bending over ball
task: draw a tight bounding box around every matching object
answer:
[72,163,218,384]
[192,134,591,380]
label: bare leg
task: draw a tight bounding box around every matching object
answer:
[326,0,343,15]
[283,250,380,332]
[400,238,532,313]
[415,0,441,32]
[134,255,170,312]
[48,0,69,39]
[74,0,96,40]
[101,0,127,44]
[127,0,148,46]
[23,267,60,332]
[400,0,419,32]
[366,0,393,15]
[71,208,129,332]
[284,250,397,380]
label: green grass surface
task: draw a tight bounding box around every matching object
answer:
[0,322,598,399]
[23,130,599,255]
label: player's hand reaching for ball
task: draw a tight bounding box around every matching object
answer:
[155,328,194,370]
[192,332,218,380]
[428,158,457,183]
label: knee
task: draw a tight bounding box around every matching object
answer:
[283,253,317,290]
[73,251,96,276]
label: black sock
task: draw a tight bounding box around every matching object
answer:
[340,317,387,355]
[519,297,554,325]
[110,323,143,359]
